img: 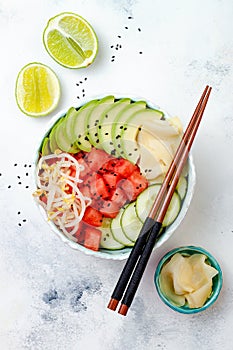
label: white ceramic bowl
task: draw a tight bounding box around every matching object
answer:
[33,95,196,260]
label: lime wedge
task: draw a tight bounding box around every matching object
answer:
[43,12,98,69]
[15,62,60,117]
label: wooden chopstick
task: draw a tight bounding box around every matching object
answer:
[107,86,212,315]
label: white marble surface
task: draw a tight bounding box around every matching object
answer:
[0,0,233,349]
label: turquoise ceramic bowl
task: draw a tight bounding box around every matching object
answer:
[154,246,223,314]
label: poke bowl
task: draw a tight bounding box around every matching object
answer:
[33,94,196,260]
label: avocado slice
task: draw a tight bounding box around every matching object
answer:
[111,101,147,157]
[86,96,115,148]
[72,99,99,152]
[41,137,51,156]
[97,98,131,154]
[55,116,79,153]
[49,118,63,153]
[120,108,163,164]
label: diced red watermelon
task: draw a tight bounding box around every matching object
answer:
[83,224,102,251]
[102,172,122,189]
[114,158,137,177]
[128,169,148,199]
[95,176,110,199]
[82,207,103,227]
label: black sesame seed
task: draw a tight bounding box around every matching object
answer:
[125,26,128,29]
[25,186,29,189]
[110,142,113,145]
[18,182,22,184]
[96,139,99,143]
[128,153,132,156]
[94,133,98,136]
[18,223,22,227]
[139,51,143,54]
[84,77,87,81]
[8,185,11,188]
[110,45,114,48]
[26,172,29,176]
[118,35,121,38]
[80,81,83,84]
[83,94,85,97]
[124,127,127,130]
[82,89,85,92]
[84,136,89,141]
[105,132,108,135]
[98,125,101,129]
[17,176,20,179]
[24,164,27,167]
[14,163,17,166]
[107,203,111,207]
[134,148,138,151]
[128,16,133,19]
[138,28,141,32]
[77,96,80,99]
[23,219,27,222]
[138,127,142,131]
[117,144,121,148]
[78,141,81,145]
[76,83,79,86]
[17,211,21,215]
[87,125,90,128]
[29,165,31,168]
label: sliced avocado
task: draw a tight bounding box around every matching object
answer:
[41,137,51,156]
[120,108,163,164]
[55,117,79,153]
[63,107,80,145]
[49,118,63,153]
[111,101,147,157]
[86,96,115,148]
[97,98,131,154]
[72,99,99,152]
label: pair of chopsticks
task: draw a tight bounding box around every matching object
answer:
[107,85,212,316]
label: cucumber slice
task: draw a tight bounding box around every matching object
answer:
[176,176,188,200]
[162,191,181,227]
[121,202,143,242]
[100,218,124,250]
[136,184,181,227]
[111,207,134,246]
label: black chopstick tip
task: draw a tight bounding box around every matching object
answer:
[118,304,128,316]
[107,298,119,311]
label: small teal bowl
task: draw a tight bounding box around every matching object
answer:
[154,246,223,314]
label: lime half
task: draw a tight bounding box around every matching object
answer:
[15,62,60,117]
[43,12,98,69]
